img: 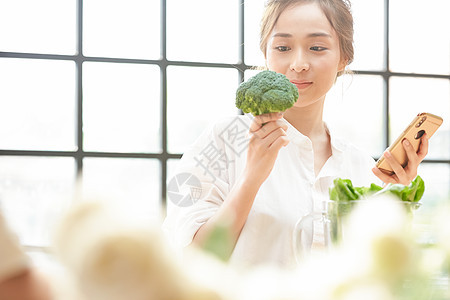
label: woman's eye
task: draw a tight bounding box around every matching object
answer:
[276,46,290,52]
[310,46,327,51]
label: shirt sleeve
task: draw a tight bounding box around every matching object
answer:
[0,212,30,282]
[162,120,233,249]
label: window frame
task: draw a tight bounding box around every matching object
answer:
[0,0,449,233]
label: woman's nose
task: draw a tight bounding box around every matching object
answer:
[290,50,310,72]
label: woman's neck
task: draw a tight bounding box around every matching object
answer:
[283,101,327,139]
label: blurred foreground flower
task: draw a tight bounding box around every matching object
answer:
[288,194,445,300]
[53,200,226,300]
[344,196,417,281]
[433,203,450,272]
[50,194,449,300]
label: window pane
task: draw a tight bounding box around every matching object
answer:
[167,0,239,63]
[167,66,238,153]
[0,0,76,55]
[413,163,450,251]
[324,75,385,157]
[390,0,450,75]
[167,159,180,188]
[244,69,263,81]
[82,158,161,222]
[0,58,77,151]
[350,0,385,71]
[83,0,160,59]
[389,77,450,160]
[415,163,450,216]
[244,0,266,67]
[166,158,180,213]
[0,156,76,246]
[83,62,161,153]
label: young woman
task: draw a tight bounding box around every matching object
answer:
[163,0,428,268]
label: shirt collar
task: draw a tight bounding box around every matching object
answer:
[324,121,346,153]
[283,118,310,145]
[283,118,346,154]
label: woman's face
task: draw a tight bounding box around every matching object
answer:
[265,2,345,107]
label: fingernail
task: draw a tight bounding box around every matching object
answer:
[403,139,410,146]
[384,151,391,158]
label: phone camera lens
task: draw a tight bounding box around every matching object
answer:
[415,130,426,139]
[416,116,427,128]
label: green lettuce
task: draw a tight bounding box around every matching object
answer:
[328,176,425,244]
[329,176,425,203]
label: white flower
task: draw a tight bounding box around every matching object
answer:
[54,200,226,300]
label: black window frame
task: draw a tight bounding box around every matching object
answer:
[0,0,449,219]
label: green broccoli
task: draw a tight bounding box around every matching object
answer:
[235,70,298,115]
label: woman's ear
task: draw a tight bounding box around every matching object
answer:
[336,59,348,77]
[338,58,348,73]
[335,58,349,78]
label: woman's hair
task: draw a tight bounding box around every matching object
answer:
[260,0,354,76]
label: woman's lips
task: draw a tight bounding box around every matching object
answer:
[290,80,312,90]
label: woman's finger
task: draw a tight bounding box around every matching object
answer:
[249,112,283,132]
[269,134,290,151]
[416,133,429,160]
[262,127,288,148]
[382,150,410,184]
[402,138,420,167]
[372,167,399,184]
[252,120,288,139]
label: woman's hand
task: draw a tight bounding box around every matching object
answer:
[243,112,290,186]
[372,134,429,185]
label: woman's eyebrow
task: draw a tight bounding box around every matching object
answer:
[272,32,293,38]
[272,32,333,38]
[307,32,332,38]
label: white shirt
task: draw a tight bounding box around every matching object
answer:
[162,115,379,268]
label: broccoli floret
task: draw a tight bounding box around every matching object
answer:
[235,70,298,115]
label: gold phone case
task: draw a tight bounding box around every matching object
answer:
[376,112,443,175]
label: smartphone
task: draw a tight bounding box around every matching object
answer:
[376,112,443,175]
